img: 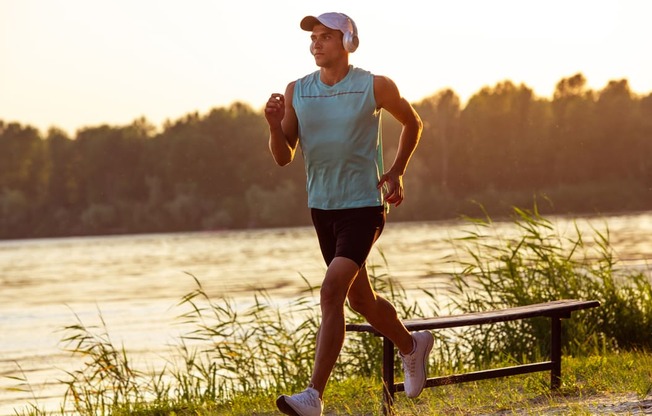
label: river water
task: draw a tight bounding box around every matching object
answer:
[1,212,651,414]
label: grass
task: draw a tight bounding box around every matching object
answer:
[6,205,652,415]
[210,351,652,416]
[15,352,650,415]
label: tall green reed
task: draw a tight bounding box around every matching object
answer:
[449,205,652,366]
[58,309,147,415]
[5,363,59,416]
[175,274,320,396]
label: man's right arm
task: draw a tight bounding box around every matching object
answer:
[265,82,299,167]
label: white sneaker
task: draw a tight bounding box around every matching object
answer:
[400,331,434,398]
[276,386,323,416]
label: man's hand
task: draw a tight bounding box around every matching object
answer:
[265,93,285,126]
[378,171,404,207]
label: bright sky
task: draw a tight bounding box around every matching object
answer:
[2,0,651,135]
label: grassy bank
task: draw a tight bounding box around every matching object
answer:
[221,352,652,415]
[12,352,652,415]
[8,206,652,415]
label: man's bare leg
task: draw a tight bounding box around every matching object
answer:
[309,256,360,396]
[347,265,435,398]
[347,265,414,355]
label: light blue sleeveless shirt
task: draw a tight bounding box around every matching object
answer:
[293,66,384,209]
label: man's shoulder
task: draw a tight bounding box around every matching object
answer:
[351,65,372,74]
[371,73,392,82]
[351,68,392,87]
[348,66,376,81]
[296,70,320,84]
[372,74,396,89]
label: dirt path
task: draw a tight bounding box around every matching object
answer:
[494,394,652,415]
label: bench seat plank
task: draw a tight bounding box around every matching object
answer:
[346,299,600,334]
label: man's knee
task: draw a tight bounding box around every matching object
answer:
[320,257,359,309]
[320,281,348,310]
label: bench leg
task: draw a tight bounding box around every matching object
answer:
[382,336,395,415]
[550,316,562,389]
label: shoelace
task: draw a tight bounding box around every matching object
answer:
[294,389,320,407]
[402,354,417,376]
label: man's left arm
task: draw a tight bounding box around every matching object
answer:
[374,75,423,207]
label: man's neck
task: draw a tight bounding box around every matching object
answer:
[319,62,351,86]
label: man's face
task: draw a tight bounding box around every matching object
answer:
[310,24,345,65]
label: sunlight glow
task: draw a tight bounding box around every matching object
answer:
[1,0,650,135]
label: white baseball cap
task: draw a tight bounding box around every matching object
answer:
[300,12,359,52]
[300,12,354,33]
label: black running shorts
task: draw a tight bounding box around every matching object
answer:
[310,205,385,268]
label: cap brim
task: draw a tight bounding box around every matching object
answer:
[300,16,321,31]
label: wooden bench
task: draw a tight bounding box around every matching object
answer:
[346,299,600,414]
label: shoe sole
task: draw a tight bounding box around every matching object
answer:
[276,395,301,416]
[407,333,435,398]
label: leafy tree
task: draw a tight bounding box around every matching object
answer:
[44,128,77,208]
[0,189,29,236]
[638,93,652,188]
[74,123,150,206]
[593,79,638,181]
[550,73,597,184]
[1,74,651,239]
[0,122,47,199]
[414,89,461,192]
[458,81,546,193]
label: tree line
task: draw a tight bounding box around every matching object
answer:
[1,73,651,239]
